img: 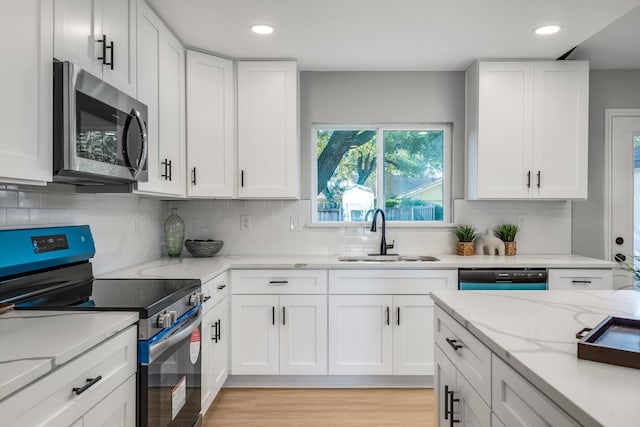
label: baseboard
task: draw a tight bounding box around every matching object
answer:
[223,375,434,388]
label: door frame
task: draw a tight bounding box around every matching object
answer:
[603,108,640,260]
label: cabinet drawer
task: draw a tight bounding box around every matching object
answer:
[329,269,456,294]
[547,269,612,290]
[203,272,229,310]
[492,355,580,427]
[231,270,327,294]
[1,325,137,426]
[435,306,491,405]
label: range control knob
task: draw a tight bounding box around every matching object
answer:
[189,292,205,306]
[157,311,176,328]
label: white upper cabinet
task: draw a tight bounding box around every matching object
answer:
[466,60,589,200]
[186,51,236,198]
[135,0,185,197]
[237,61,299,199]
[0,0,53,185]
[54,0,137,97]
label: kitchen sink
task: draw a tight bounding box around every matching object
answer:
[337,255,439,262]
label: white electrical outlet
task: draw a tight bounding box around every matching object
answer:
[240,215,251,231]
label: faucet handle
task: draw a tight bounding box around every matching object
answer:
[386,240,395,250]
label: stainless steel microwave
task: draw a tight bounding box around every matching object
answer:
[53,61,148,185]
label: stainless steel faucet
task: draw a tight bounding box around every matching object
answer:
[369,208,395,255]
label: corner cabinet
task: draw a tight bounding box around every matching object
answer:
[237,61,300,199]
[135,0,186,197]
[466,60,589,200]
[0,0,53,185]
[186,51,236,198]
[54,0,137,97]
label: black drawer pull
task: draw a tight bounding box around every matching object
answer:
[202,295,211,302]
[272,306,275,325]
[397,306,400,326]
[571,280,592,284]
[445,337,463,351]
[386,306,390,326]
[282,306,286,325]
[268,280,288,284]
[217,284,227,290]
[73,376,102,395]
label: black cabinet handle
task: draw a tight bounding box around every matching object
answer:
[272,306,275,325]
[448,389,460,426]
[72,376,102,395]
[527,171,531,188]
[217,284,226,290]
[444,384,450,420]
[571,280,592,284]
[107,40,114,69]
[282,306,286,325]
[167,159,172,181]
[537,171,541,188]
[241,170,245,187]
[397,306,400,326]
[445,337,463,351]
[192,167,197,185]
[97,34,107,65]
[216,319,221,341]
[202,295,211,302]
[269,280,288,285]
[386,306,390,326]
[161,159,169,180]
[212,321,218,342]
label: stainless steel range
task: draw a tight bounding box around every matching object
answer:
[0,225,203,427]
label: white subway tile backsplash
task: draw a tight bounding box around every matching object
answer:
[18,192,40,208]
[0,191,18,208]
[29,208,50,225]
[6,208,29,226]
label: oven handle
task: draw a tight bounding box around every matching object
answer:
[149,311,201,361]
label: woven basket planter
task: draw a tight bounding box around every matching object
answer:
[456,242,475,256]
[504,241,517,256]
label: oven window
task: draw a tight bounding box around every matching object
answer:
[75,92,127,167]
[142,326,202,426]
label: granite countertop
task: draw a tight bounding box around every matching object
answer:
[100,254,616,283]
[0,310,138,402]
[430,289,640,427]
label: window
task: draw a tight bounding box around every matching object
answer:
[312,124,451,224]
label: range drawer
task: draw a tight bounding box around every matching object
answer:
[329,269,457,294]
[492,355,580,427]
[1,325,137,426]
[202,272,228,311]
[435,305,491,405]
[231,270,327,294]
[547,269,612,290]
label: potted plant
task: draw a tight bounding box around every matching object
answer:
[454,225,476,256]
[495,224,520,256]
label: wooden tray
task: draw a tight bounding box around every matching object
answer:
[576,316,640,369]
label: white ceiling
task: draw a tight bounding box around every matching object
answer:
[147,0,640,71]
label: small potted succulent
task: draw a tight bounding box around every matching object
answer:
[454,224,476,256]
[495,224,520,256]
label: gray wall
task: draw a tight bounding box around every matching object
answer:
[299,71,465,200]
[572,70,640,258]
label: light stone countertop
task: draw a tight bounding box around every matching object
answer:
[430,290,640,427]
[100,254,616,283]
[0,310,138,402]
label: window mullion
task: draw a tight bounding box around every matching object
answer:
[376,128,384,209]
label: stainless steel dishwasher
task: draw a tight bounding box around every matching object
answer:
[458,268,548,290]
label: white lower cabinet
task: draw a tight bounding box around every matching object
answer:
[0,326,137,426]
[201,273,229,413]
[231,294,327,375]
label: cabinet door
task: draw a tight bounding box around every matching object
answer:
[231,295,279,375]
[201,306,216,412]
[100,0,136,96]
[53,0,103,78]
[211,299,229,397]
[237,61,299,199]
[328,295,392,375]
[392,295,434,375]
[280,295,327,375]
[157,27,185,196]
[456,372,491,427]
[81,374,136,427]
[476,62,534,198]
[186,51,235,198]
[533,61,588,199]
[435,346,457,427]
[0,0,52,185]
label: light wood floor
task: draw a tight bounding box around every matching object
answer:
[203,388,436,426]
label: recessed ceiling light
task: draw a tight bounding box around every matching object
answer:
[534,25,561,36]
[251,24,274,35]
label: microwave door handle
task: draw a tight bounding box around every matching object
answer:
[128,108,148,179]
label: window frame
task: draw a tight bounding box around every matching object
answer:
[310,123,453,226]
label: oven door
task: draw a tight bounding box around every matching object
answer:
[140,307,202,427]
